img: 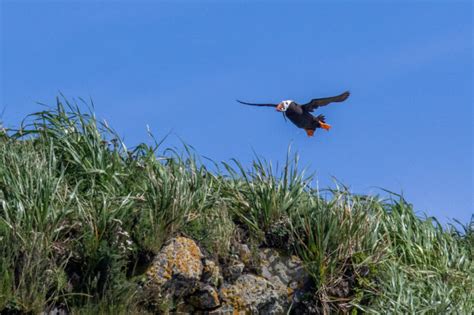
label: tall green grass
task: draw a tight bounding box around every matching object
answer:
[0,99,472,314]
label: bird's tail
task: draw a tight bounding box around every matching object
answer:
[316,114,326,122]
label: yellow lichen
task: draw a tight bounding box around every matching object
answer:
[146,237,204,289]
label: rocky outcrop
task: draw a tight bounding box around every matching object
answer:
[147,236,204,285]
[145,236,204,304]
[220,274,287,314]
[144,236,311,313]
[202,258,223,287]
[259,248,309,303]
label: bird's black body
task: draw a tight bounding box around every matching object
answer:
[283,103,325,130]
[237,91,350,137]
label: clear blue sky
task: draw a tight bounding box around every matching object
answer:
[1,1,472,224]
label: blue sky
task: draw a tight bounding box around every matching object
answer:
[1,1,472,224]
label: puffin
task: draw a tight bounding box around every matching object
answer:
[237,91,350,137]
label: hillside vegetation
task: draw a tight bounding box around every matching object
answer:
[0,99,472,314]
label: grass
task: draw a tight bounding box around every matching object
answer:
[0,98,472,314]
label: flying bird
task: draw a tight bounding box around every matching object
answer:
[237,91,350,137]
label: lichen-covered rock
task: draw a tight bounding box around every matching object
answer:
[202,258,223,287]
[207,305,244,315]
[187,284,220,310]
[219,274,287,314]
[146,236,204,298]
[143,237,311,314]
[259,248,309,302]
[223,260,245,282]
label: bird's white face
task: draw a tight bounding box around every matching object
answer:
[276,100,293,112]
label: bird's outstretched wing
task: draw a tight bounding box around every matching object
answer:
[301,91,350,112]
[236,100,277,107]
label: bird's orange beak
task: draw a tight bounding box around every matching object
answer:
[276,104,283,112]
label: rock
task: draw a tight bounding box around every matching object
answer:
[202,258,223,287]
[235,243,251,265]
[259,248,309,302]
[146,236,204,298]
[219,274,287,314]
[208,305,243,315]
[188,284,220,310]
[223,261,245,282]
[143,237,312,314]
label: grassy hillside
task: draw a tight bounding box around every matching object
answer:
[0,100,472,314]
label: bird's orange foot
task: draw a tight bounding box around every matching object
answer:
[319,122,331,131]
[305,129,315,137]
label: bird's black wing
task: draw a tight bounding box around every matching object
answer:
[301,91,350,112]
[236,100,277,108]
